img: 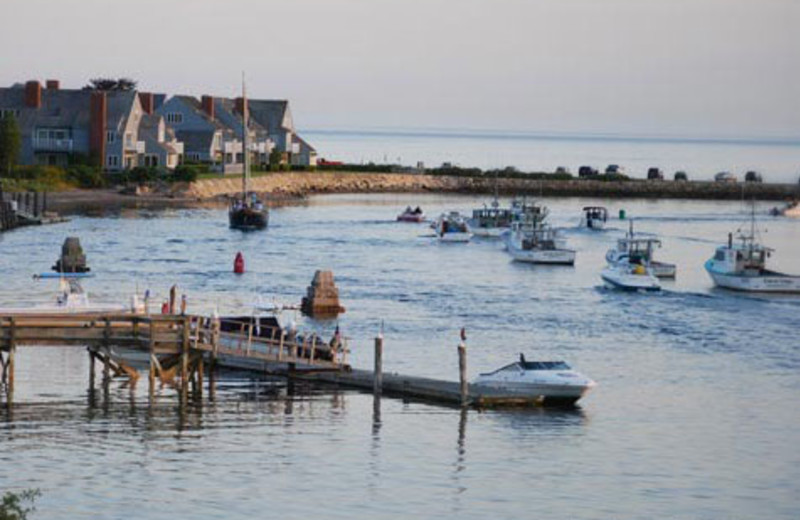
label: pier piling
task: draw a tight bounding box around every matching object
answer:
[374,334,383,396]
[458,340,468,407]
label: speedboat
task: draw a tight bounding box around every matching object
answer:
[0,275,146,315]
[705,223,800,294]
[601,257,661,292]
[606,223,676,278]
[473,354,596,406]
[769,200,800,218]
[433,211,472,242]
[580,206,608,230]
[397,206,425,222]
[505,219,575,265]
[467,200,514,238]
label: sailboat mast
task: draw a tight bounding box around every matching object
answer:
[242,73,250,199]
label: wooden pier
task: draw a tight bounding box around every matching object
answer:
[0,190,67,232]
[1,312,552,409]
[0,312,347,405]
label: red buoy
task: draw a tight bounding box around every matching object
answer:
[234,252,245,274]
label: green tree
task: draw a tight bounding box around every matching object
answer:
[83,77,137,91]
[0,116,22,176]
[0,489,41,520]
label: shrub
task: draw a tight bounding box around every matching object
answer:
[1,489,41,520]
[66,165,105,188]
[129,166,159,185]
[170,164,201,183]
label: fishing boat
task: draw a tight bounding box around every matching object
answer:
[397,206,425,222]
[433,211,472,242]
[472,354,596,406]
[580,206,608,230]
[467,201,515,238]
[0,274,146,315]
[704,208,800,293]
[606,222,676,278]
[505,218,575,265]
[229,75,269,231]
[601,257,661,292]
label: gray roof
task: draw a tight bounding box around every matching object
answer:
[0,85,136,134]
[175,129,215,152]
[247,100,292,135]
[293,133,316,152]
[214,98,269,140]
[174,95,227,131]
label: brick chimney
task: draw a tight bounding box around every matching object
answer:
[201,95,215,119]
[90,91,107,168]
[46,79,60,90]
[234,97,245,115]
[25,80,42,108]
[138,92,154,115]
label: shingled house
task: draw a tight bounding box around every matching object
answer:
[0,80,182,171]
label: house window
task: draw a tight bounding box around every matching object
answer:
[165,113,183,124]
[106,155,120,168]
[0,109,20,119]
[106,131,116,143]
[125,133,133,147]
[144,155,159,168]
[186,152,201,162]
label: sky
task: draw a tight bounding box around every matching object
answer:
[1,0,798,138]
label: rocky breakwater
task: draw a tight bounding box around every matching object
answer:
[183,172,800,201]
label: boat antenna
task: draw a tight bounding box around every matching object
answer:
[241,71,250,202]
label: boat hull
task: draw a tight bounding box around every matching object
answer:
[508,245,576,265]
[650,261,677,278]
[438,232,472,243]
[601,268,661,292]
[581,218,606,230]
[705,260,800,293]
[229,208,269,230]
[397,214,425,223]
[471,381,593,405]
[469,226,508,238]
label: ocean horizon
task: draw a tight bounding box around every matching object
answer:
[303,127,800,183]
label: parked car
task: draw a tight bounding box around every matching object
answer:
[674,171,688,181]
[647,167,664,180]
[555,166,571,175]
[745,170,763,183]
[578,165,599,178]
[715,171,737,183]
[605,164,625,174]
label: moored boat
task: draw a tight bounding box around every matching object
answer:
[397,206,425,222]
[580,206,608,230]
[705,220,800,293]
[606,223,676,278]
[433,211,472,242]
[467,202,514,238]
[0,275,145,315]
[473,354,596,406]
[505,218,575,265]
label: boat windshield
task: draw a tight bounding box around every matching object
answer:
[520,361,571,370]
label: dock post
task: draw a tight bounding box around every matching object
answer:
[373,334,383,396]
[7,318,16,404]
[88,348,96,389]
[209,316,219,401]
[196,354,204,400]
[180,317,189,405]
[33,191,39,217]
[458,332,468,407]
[102,319,111,389]
[148,321,156,402]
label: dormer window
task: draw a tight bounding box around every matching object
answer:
[106,131,116,143]
[165,113,183,124]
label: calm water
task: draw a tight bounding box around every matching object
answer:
[1,194,799,519]
[305,129,800,183]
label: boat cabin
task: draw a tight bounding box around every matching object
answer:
[582,206,608,222]
[480,359,572,377]
[471,207,513,228]
[617,237,660,264]
[713,240,771,275]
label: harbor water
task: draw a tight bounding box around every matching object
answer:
[1,194,799,519]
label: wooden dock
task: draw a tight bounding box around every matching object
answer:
[0,190,68,232]
[1,312,554,409]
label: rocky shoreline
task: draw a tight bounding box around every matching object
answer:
[184,171,800,201]
[45,171,800,215]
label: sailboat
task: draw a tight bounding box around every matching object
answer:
[229,74,269,231]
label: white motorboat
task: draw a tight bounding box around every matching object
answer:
[0,275,146,315]
[433,211,472,242]
[606,223,676,278]
[580,206,608,230]
[769,200,800,218]
[473,354,596,406]
[601,257,661,292]
[704,213,800,293]
[505,219,575,265]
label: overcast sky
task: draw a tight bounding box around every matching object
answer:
[1,0,798,138]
